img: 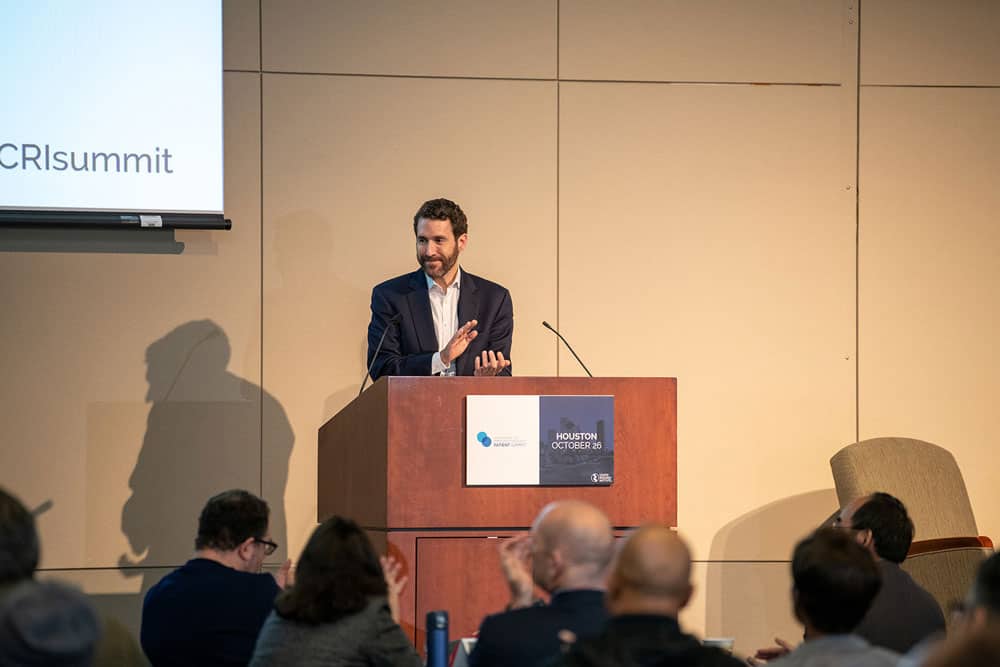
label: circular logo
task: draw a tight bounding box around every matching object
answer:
[591,473,599,483]
[477,431,492,447]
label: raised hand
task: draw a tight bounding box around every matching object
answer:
[273,558,294,590]
[498,534,534,608]
[474,350,511,377]
[380,555,408,624]
[441,319,479,366]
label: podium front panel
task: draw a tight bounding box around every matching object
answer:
[384,376,675,529]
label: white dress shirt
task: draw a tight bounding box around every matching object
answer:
[427,269,461,375]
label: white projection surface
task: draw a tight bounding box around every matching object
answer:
[0,1,223,214]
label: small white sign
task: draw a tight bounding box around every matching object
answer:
[466,395,539,485]
[139,214,163,228]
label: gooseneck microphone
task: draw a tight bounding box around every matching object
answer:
[359,313,402,397]
[542,320,593,377]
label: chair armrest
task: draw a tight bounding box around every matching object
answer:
[908,536,994,556]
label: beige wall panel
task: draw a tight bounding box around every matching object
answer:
[861,0,1000,86]
[262,74,557,560]
[560,82,855,560]
[859,88,1000,545]
[560,0,844,83]
[261,0,556,78]
[0,73,263,571]
[224,0,260,71]
[679,561,799,659]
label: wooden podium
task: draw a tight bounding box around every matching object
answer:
[318,376,676,646]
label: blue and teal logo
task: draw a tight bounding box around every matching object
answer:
[476,431,492,447]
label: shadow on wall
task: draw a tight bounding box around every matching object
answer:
[119,320,294,585]
[704,489,839,648]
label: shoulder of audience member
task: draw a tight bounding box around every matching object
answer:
[478,602,552,634]
[360,602,421,667]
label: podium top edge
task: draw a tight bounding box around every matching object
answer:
[378,376,678,381]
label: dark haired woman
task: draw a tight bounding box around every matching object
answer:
[249,516,420,666]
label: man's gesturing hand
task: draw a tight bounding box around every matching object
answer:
[440,319,478,366]
[474,350,511,376]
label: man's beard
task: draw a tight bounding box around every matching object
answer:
[418,249,459,278]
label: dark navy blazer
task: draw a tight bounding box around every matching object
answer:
[366,268,513,380]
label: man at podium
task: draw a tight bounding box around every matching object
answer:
[366,198,513,380]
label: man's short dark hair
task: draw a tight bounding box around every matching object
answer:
[0,488,39,584]
[194,490,269,552]
[970,552,1000,616]
[851,492,914,563]
[412,198,468,238]
[793,527,882,634]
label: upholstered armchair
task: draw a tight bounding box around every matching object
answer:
[830,437,993,627]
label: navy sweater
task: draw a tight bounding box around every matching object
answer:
[141,558,280,666]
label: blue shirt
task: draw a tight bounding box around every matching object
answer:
[141,558,281,666]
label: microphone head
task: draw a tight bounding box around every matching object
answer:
[542,320,554,331]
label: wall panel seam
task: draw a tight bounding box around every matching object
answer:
[258,0,264,499]
[861,84,1000,89]
[555,0,560,376]
[256,70,843,87]
[38,566,181,572]
[854,0,862,444]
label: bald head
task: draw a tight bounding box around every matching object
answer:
[530,501,615,592]
[608,525,693,616]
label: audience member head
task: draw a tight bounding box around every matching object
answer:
[275,516,387,624]
[923,627,1000,667]
[0,579,100,666]
[530,501,615,594]
[835,492,914,563]
[194,489,273,573]
[412,198,468,238]
[792,527,882,637]
[0,487,40,585]
[955,551,1000,632]
[607,524,693,617]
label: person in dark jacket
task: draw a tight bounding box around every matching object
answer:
[469,501,615,667]
[833,492,945,652]
[554,523,743,667]
[141,489,292,666]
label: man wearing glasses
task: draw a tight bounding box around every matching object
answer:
[141,489,292,666]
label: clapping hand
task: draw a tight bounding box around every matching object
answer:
[273,559,294,590]
[441,320,478,366]
[474,350,511,376]
[498,534,534,609]
[380,555,408,624]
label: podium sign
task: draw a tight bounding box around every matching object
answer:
[466,395,614,486]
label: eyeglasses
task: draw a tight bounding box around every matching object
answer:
[254,537,278,556]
